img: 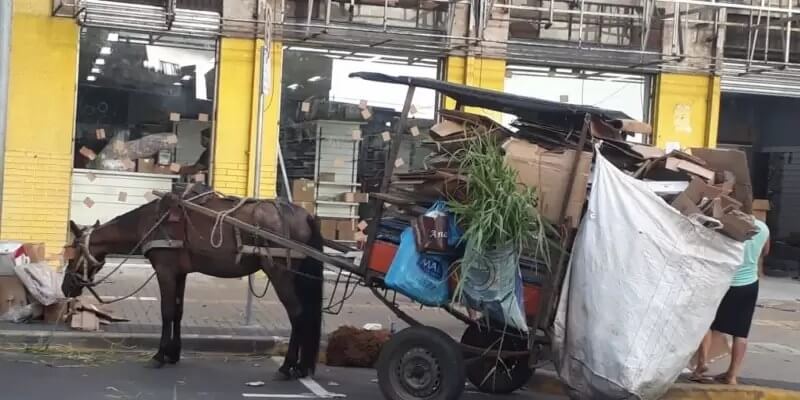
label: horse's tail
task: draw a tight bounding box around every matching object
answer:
[297,213,324,373]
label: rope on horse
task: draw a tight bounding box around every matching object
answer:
[210,197,250,248]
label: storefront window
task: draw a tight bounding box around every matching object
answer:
[74,28,216,179]
[504,66,650,141]
[278,48,439,240]
[71,27,217,225]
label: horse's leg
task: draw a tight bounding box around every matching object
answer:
[147,267,177,369]
[262,259,303,380]
[166,273,187,364]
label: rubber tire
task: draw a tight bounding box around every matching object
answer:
[376,326,466,400]
[461,324,533,395]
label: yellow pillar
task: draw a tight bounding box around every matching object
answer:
[0,1,78,263]
[653,73,721,149]
[213,39,282,198]
[444,56,506,121]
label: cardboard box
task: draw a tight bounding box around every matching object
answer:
[320,219,338,240]
[337,220,356,241]
[137,158,156,173]
[292,179,316,202]
[23,243,46,263]
[338,192,369,203]
[503,138,592,228]
[70,310,100,331]
[720,210,758,241]
[294,201,316,215]
[753,199,770,222]
[0,276,28,316]
[691,148,753,213]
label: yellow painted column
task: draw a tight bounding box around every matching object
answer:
[653,73,721,149]
[0,1,78,263]
[213,38,282,198]
[444,56,506,121]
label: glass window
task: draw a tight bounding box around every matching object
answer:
[74,27,217,179]
[278,48,439,229]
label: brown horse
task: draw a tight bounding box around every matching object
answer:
[61,185,324,379]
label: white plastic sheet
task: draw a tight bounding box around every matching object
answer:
[553,151,745,400]
[14,263,66,306]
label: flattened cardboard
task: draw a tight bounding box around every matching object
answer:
[503,138,592,228]
[753,199,770,222]
[338,192,369,203]
[665,157,715,181]
[0,276,28,315]
[691,148,753,213]
[79,147,97,161]
[430,120,463,138]
[292,179,315,202]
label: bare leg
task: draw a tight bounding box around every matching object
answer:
[723,337,748,385]
[692,331,711,378]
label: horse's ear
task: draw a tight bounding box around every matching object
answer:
[93,220,101,228]
[69,220,82,237]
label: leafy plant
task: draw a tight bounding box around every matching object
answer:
[448,129,547,255]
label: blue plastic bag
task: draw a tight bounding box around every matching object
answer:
[385,233,453,307]
[384,201,460,306]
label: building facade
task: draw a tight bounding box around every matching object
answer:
[1,0,798,261]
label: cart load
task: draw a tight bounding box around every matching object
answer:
[343,73,757,400]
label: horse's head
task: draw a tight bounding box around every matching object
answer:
[61,220,104,298]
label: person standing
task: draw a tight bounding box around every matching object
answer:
[692,217,770,385]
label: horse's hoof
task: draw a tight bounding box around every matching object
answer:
[145,358,166,369]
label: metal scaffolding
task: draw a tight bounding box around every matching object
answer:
[57,0,800,89]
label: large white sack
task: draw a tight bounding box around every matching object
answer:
[553,151,744,400]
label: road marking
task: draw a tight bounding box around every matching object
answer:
[242,394,317,398]
[749,342,800,356]
[298,378,346,398]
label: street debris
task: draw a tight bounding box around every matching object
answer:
[245,381,265,387]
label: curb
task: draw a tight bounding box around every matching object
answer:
[0,329,288,354]
[528,373,800,399]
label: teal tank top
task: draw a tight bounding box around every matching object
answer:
[731,219,769,287]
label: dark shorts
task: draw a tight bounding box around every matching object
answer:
[711,281,759,338]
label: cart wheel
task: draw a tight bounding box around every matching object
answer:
[377,326,465,400]
[461,324,533,394]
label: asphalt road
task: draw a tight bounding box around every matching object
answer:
[0,350,564,400]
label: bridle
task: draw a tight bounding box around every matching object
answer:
[67,227,105,288]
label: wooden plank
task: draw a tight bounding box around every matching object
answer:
[155,192,361,275]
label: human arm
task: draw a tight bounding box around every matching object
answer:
[759,234,770,278]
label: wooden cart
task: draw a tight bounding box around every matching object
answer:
[176,72,636,400]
